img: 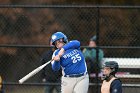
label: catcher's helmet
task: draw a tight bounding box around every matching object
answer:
[51,32,68,45]
[103,61,119,74]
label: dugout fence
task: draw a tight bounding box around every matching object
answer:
[0,5,140,93]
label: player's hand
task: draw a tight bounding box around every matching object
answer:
[58,48,65,57]
[53,55,60,61]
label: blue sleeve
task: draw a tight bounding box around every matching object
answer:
[110,79,122,93]
[52,50,61,71]
[52,61,61,71]
[63,40,80,50]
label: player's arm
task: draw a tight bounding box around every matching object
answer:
[62,40,80,50]
[51,50,61,71]
[57,40,80,57]
[110,79,122,93]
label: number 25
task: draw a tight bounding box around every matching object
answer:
[71,54,81,63]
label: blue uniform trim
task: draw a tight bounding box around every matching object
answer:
[52,60,60,71]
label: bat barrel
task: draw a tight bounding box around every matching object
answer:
[18,60,52,84]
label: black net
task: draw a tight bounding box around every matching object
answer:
[0,5,140,93]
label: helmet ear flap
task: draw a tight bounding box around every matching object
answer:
[62,38,67,43]
[110,68,117,75]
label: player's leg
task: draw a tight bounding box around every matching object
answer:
[73,74,89,93]
[45,82,55,93]
[61,76,77,93]
[45,86,52,93]
[55,84,61,93]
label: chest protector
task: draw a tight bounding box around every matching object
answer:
[101,77,116,93]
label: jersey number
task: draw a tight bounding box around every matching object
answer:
[71,54,81,63]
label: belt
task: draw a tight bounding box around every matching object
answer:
[64,72,87,77]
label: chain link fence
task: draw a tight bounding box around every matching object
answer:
[0,5,140,93]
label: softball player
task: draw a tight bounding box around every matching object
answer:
[0,76,4,93]
[51,32,89,93]
[101,61,122,93]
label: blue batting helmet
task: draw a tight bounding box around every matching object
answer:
[51,32,68,45]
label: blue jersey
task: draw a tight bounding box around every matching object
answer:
[51,40,87,76]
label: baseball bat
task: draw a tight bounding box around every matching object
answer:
[18,59,53,84]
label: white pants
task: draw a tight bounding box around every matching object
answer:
[61,74,89,93]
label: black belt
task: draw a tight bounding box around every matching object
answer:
[64,72,87,77]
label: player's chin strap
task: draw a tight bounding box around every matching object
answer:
[102,74,115,81]
[102,69,116,81]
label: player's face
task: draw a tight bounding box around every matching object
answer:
[89,41,96,47]
[102,67,111,76]
[55,39,65,49]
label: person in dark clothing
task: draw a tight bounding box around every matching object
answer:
[101,61,122,93]
[41,40,61,93]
